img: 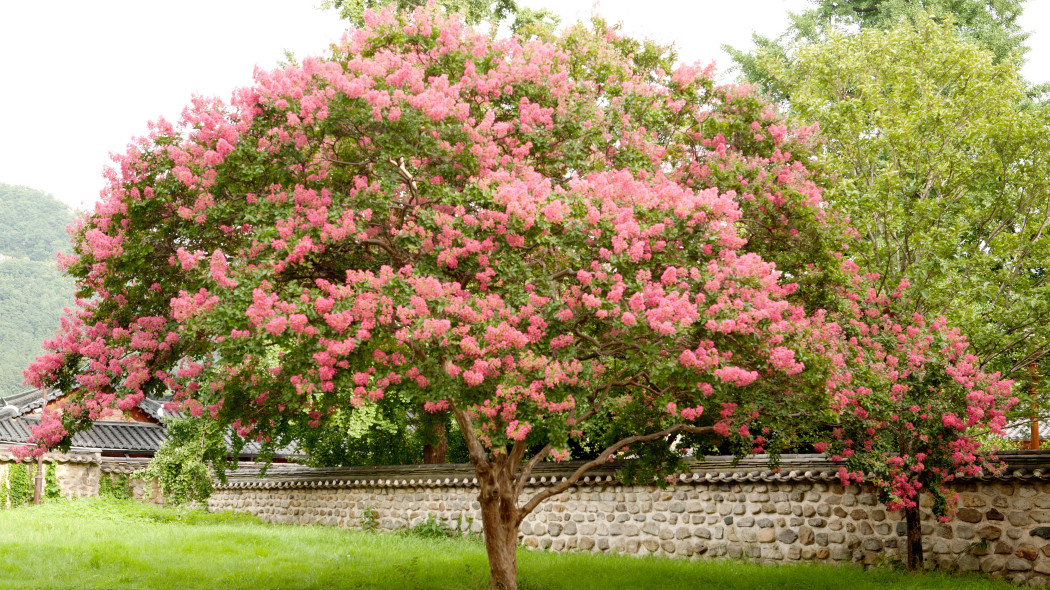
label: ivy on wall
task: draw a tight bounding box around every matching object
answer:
[0,462,64,507]
[7,463,31,508]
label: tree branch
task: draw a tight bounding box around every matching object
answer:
[513,444,551,499]
[451,402,490,473]
[516,423,715,523]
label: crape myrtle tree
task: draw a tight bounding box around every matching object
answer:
[734,14,1042,571]
[808,268,1017,570]
[23,6,1015,588]
[322,0,559,35]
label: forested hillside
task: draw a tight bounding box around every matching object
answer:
[0,183,75,395]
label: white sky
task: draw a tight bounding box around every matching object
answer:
[1,0,1047,212]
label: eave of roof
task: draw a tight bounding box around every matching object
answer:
[0,417,167,453]
[213,452,1050,491]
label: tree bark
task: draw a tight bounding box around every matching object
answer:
[905,504,924,570]
[449,399,716,589]
[479,481,520,590]
[420,408,448,464]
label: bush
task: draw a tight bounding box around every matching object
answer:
[98,473,134,500]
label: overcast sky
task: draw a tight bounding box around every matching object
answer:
[1,1,1047,212]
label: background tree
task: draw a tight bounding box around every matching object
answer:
[725,0,1033,102]
[322,0,558,35]
[139,417,235,505]
[23,7,1014,587]
[753,17,1050,405]
[731,18,1045,567]
[801,0,1028,60]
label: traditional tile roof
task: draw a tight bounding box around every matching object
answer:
[213,451,1050,491]
[0,387,64,415]
[0,388,299,459]
[0,417,166,454]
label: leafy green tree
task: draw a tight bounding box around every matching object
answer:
[756,17,1050,398]
[23,8,1015,586]
[322,0,558,35]
[140,418,237,505]
[298,392,469,466]
[726,0,1032,102]
[803,0,1028,60]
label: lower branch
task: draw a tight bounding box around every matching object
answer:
[516,423,714,522]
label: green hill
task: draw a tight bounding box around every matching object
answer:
[0,184,76,262]
[0,183,76,395]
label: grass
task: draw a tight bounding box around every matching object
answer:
[0,498,1016,590]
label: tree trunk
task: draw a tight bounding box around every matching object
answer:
[33,388,45,505]
[479,481,520,590]
[32,457,43,505]
[905,504,924,570]
[420,408,448,464]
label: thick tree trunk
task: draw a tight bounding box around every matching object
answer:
[420,408,448,464]
[905,504,924,570]
[480,491,520,590]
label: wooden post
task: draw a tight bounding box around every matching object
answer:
[1032,364,1041,450]
[32,389,45,505]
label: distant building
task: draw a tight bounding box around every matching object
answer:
[0,387,299,460]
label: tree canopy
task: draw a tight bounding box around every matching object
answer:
[322,0,558,35]
[24,6,1016,587]
[801,0,1029,61]
[726,0,1034,103]
[745,16,1050,400]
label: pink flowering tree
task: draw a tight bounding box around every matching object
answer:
[805,268,1016,570]
[23,6,1013,586]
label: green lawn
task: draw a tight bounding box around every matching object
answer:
[0,499,1014,589]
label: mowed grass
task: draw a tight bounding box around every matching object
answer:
[0,498,1014,590]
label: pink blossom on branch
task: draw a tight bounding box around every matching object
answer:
[18,6,1015,587]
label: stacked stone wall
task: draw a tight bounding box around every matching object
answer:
[0,453,155,501]
[207,457,1050,586]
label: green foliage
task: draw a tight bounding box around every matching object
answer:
[2,463,62,507]
[0,259,75,396]
[6,463,32,508]
[803,0,1029,63]
[299,395,422,466]
[98,473,134,501]
[361,506,380,533]
[141,418,235,505]
[760,17,1050,388]
[44,462,61,501]
[404,514,459,540]
[322,0,558,36]
[0,183,75,263]
[0,183,76,396]
[725,0,1034,101]
[298,394,469,467]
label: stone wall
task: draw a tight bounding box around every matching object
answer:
[207,453,1050,586]
[0,451,155,502]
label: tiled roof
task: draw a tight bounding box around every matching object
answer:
[0,387,176,423]
[0,415,301,459]
[0,417,167,453]
[0,387,63,415]
[136,396,184,423]
[213,451,1050,491]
